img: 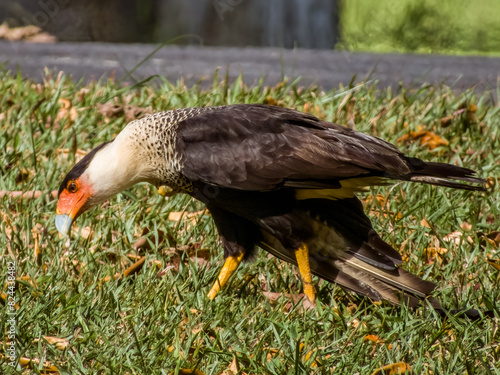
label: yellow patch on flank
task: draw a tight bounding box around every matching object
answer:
[295,177,386,200]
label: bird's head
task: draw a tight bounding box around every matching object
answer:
[55,137,150,237]
[55,141,114,236]
[55,114,175,238]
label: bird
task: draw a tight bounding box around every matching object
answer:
[55,104,486,308]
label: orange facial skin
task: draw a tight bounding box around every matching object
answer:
[56,178,94,221]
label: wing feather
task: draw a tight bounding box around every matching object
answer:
[176,104,410,191]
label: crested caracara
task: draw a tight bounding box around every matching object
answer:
[56,104,486,307]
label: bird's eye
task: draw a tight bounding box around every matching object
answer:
[68,182,78,193]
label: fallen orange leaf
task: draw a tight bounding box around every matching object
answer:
[423,246,448,260]
[371,362,412,375]
[487,258,500,272]
[364,334,394,350]
[0,292,20,310]
[103,257,145,282]
[484,231,500,246]
[121,257,146,277]
[364,334,384,344]
[17,275,39,289]
[303,102,326,119]
[398,125,448,150]
[16,356,59,373]
[264,96,278,106]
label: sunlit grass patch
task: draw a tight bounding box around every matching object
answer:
[340,0,500,55]
[0,70,499,374]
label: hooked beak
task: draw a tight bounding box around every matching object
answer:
[55,183,93,237]
[55,214,73,237]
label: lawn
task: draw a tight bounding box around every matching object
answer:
[340,0,500,55]
[1,70,499,374]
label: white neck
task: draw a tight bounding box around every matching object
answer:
[83,123,166,203]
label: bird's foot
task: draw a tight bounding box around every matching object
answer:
[208,252,244,300]
[294,244,316,304]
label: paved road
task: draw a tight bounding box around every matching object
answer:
[1,41,499,93]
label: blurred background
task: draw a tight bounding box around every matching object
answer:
[1,0,499,55]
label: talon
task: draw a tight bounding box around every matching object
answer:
[295,244,316,303]
[208,252,244,300]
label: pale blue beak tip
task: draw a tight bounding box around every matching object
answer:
[55,214,73,237]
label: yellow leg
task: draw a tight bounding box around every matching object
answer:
[208,252,245,300]
[294,244,316,303]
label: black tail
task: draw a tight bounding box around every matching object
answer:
[405,157,487,191]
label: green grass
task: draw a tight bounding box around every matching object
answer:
[0,70,499,374]
[340,0,500,55]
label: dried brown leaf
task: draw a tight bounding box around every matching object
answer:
[225,357,239,375]
[0,190,58,200]
[189,255,210,268]
[133,228,176,251]
[168,210,207,222]
[15,168,31,184]
[262,291,315,311]
[124,105,153,122]
[460,222,472,231]
[442,231,473,245]
[0,22,56,42]
[159,251,181,274]
[72,225,93,240]
[57,148,87,163]
[56,98,77,127]
[262,291,285,304]
[35,336,70,350]
[77,88,90,102]
[97,102,124,118]
[440,115,454,127]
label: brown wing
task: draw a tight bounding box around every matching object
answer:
[176,104,412,191]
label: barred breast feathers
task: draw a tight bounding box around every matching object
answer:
[117,106,221,191]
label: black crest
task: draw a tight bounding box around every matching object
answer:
[58,141,113,197]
